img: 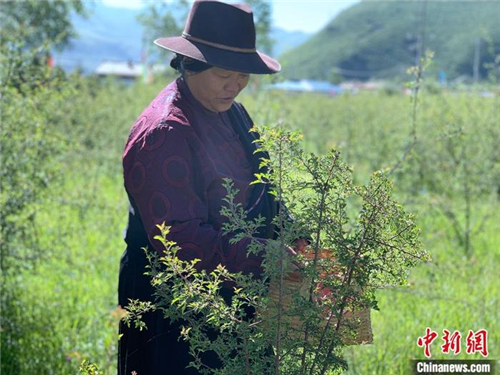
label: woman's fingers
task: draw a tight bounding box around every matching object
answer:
[294,238,309,253]
[285,245,298,257]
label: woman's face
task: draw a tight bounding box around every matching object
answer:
[185,67,250,113]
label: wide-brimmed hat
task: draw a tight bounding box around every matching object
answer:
[154,0,281,74]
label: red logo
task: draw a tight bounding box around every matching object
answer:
[441,329,461,355]
[417,328,488,358]
[466,329,488,357]
[417,327,439,358]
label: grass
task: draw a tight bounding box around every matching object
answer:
[2,78,499,374]
[2,171,126,374]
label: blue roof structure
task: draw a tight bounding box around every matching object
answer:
[266,80,343,95]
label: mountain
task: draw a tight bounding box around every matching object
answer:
[54,3,311,74]
[53,3,144,73]
[280,1,500,82]
[271,28,311,57]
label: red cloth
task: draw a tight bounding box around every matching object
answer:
[123,77,264,276]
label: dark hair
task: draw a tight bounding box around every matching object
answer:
[170,54,212,74]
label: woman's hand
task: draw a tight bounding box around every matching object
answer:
[284,238,309,281]
[284,238,309,257]
[294,238,309,254]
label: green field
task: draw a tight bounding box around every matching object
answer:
[1,73,499,374]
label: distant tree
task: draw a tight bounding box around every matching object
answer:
[0,0,87,88]
[0,0,86,50]
[245,0,274,55]
[137,0,274,67]
[136,1,189,65]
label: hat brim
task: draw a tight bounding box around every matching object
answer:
[154,37,281,74]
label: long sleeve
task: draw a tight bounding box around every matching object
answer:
[124,121,264,277]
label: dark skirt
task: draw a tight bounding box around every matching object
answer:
[118,246,223,375]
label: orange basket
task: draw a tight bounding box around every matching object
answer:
[266,249,373,345]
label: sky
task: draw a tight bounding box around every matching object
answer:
[100,0,360,34]
[271,1,360,33]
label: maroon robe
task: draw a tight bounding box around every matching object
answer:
[118,77,276,375]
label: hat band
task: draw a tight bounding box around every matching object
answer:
[182,32,256,53]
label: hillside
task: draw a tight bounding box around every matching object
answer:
[280,0,500,82]
[272,28,311,57]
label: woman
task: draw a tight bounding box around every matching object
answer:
[118,1,304,374]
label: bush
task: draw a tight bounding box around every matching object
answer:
[125,126,427,374]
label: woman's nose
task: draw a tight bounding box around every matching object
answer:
[225,78,240,93]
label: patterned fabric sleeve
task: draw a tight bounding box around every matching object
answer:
[124,122,264,277]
